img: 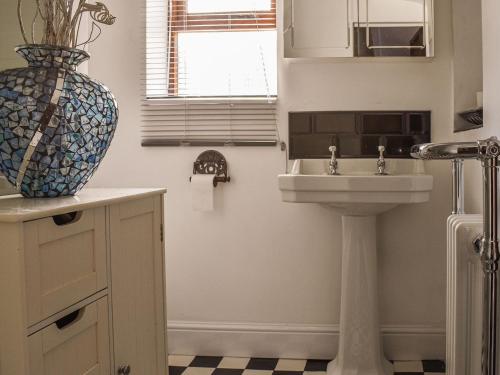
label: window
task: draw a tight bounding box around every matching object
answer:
[143,0,278,146]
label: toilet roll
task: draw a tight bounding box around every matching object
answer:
[191,174,216,212]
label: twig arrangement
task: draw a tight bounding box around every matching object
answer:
[17,0,116,49]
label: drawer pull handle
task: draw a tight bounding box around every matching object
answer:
[55,307,84,329]
[118,365,131,374]
[52,211,82,226]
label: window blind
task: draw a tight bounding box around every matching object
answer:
[143,0,278,146]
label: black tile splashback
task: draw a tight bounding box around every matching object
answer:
[289,111,431,159]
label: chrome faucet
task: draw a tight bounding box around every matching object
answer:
[376,145,388,175]
[328,145,339,175]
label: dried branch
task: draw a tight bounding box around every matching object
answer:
[76,21,102,49]
[83,2,116,25]
[17,0,29,44]
[31,5,40,44]
[17,0,116,49]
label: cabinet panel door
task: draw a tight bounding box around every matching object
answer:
[358,0,426,24]
[28,296,110,375]
[24,207,107,326]
[109,196,167,375]
[284,0,353,57]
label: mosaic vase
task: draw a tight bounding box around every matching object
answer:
[0,44,118,198]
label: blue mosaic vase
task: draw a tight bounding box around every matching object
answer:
[0,44,118,198]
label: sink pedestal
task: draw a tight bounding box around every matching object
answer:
[278,160,434,375]
[327,215,393,375]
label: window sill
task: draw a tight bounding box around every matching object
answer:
[141,139,278,147]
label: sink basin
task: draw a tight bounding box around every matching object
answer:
[279,159,433,215]
[278,159,433,375]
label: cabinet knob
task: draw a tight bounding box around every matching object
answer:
[118,365,131,375]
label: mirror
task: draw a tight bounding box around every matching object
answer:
[284,0,435,58]
[452,0,483,132]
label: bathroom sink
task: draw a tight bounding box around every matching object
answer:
[277,158,433,375]
[279,159,433,215]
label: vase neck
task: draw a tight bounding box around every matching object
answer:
[15,44,89,71]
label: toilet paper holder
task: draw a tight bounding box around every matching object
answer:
[189,150,231,187]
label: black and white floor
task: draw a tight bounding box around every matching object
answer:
[168,355,445,375]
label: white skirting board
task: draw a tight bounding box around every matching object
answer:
[446,215,483,375]
[167,321,445,360]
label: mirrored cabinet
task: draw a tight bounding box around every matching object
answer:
[284,0,434,58]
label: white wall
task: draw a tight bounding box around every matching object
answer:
[0,1,39,70]
[86,0,453,359]
[445,0,500,214]
[451,0,482,131]
[0,2,37,195]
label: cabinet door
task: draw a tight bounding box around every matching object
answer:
[109,196,167,375]
[24,207,107,326]
[284,0,353,57]
[358,0,426,24]
[28,296,110,375]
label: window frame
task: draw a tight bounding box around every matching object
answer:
[142,0,280,147]
[167,0,277,97]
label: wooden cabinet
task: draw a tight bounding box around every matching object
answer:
[28,296,111,375]
[24,207,107,326]
[357,0,427,24]
[0,189,167,375]
[109,196,167,375]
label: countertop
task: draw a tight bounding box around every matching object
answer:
[0,188,167,222]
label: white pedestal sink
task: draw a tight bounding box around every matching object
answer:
[278,159,433,375]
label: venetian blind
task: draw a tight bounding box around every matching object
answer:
[143,0,278,146]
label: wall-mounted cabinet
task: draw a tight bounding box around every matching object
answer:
[284,0,353,57]
[284,0,434,58]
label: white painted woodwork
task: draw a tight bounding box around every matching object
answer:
[357,0,427,24]
[284,0,354,58]
[0,188,166,222]
[24,207,107,325]
[0,222,29,375]
[110,196,168,375]
[0,188,167,375]
[284,0,434,58]
[28,296,110,375]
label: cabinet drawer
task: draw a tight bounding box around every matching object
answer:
[28,296,110,375]
[24,207,108,326]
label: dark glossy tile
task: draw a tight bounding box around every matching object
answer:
[169,355,444,375]
[361,135,382,156]
[338,135,361,157]
[304,359,330,372]
[273,371,303,375]
[291,134,335,159]
[170,366,188,375]
[315,112,356,134]
[386,135,415,156]
[213,369,244,375]
[246,358,279,370]
[361,113,404,134]
[289,113,312,134]
[190,356,224,368]
[288,110,431,159]
[422,360,446,372]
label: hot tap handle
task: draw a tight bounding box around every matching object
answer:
[378,145,385,157]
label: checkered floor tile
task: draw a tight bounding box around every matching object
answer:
[168,355,445,375]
